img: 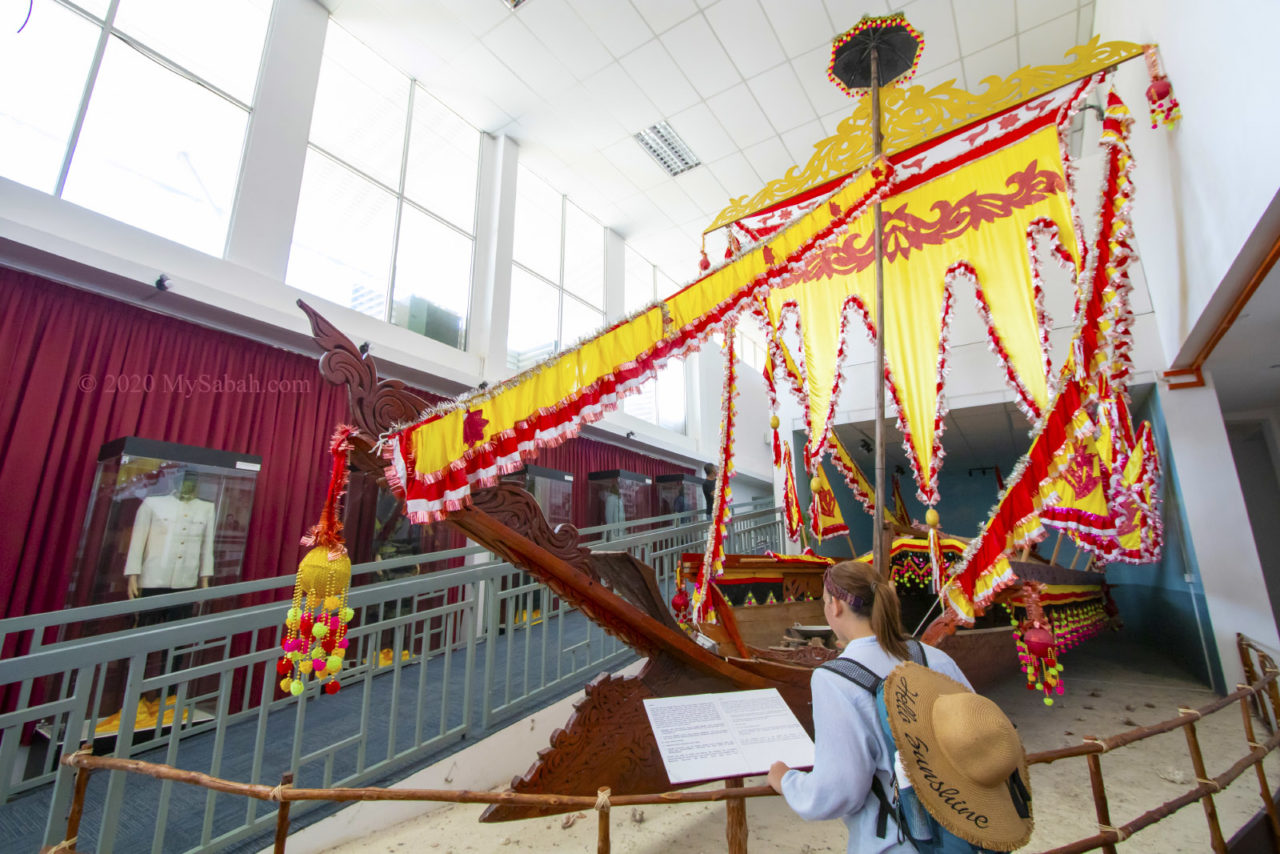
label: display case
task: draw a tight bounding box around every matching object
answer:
[587,470,653,529]
[501,465,574,527]
[656,473,702,522]
[67,437,262,613]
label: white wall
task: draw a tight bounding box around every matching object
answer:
[1095,0,1280,363]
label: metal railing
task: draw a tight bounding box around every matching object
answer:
[0,503,782,853]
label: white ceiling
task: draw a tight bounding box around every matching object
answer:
[319,0,1097,281]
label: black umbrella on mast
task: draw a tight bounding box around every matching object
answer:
[827,14,923,580]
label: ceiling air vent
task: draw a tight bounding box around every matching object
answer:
[634,121,701,177]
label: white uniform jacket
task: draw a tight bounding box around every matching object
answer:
[123,494,217,588]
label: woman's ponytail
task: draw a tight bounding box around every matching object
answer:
[826,561,910,661]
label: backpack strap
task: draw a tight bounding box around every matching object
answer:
[818,657,882,693]
[905,638,928,666]
[867,774,892,839]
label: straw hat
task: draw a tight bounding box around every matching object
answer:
[882,662,1033,851]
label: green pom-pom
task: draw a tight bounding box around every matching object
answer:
[287,607,301,621]
[1034,682,1043,691]
[340,607,355,623]
[327,655,342,672]
[1043,697,1054,706]
[289,680,304,696]
[311,623,328,639]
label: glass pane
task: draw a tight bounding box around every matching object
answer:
[623,245,654,314]
[623,384,657,423]
[512,166,561,282]
[63,38,248,256]
[507,266,559,371]
[656,360,686,433]
[0,0,98,192]
[404,87,480,233]
[391,205,473,349]
[561,295,603,349]
[656,269,678,301]
[114,0,271,103]
[562,201,603,308]
[309,22,408,188]
[287,148,395,319]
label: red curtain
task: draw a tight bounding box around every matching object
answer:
[537,435,693,528]
[0,267,350,624]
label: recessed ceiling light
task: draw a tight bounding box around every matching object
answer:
[635,121,701,177]
[498,0,532,9]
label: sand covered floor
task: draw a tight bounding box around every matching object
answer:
[323,634,1280,853]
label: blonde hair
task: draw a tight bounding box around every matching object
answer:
[826,560,909,661]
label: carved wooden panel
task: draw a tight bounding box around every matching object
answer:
[298,299,431,440]
[469,484,595,574]
[585,552,683,634]
[751,646,838,668]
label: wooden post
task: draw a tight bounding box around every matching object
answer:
[1049,529,1065,567]
[1181,715,1227,853]
[1239,695,1280,845]
[726,776,748,854]
[54,745,94,853]
[273,772,294,854]
[1085,750,1118,854]
[870,43,888,584]
[595,786,611,854]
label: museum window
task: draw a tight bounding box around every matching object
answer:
[286,20,480,350]
[620,244,686,433]
[0,0,271,255]
[507,166,606,371]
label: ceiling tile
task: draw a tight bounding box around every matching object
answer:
[519,0,614,81]
[668,101,737,162]
[780,119,826,166]
[1077,4,1095,44]
[675,166,730,215]
[793,43,855,117]
[760,0,835,56]
[583,64,663,134]
[1015,0,1068,31]
[618,39,701,116]
[823,0,891,34]
[705,151,762,200]
[912,59,965,93]
[747,63,818,134]
[436,0,508,38]
[706,83,775,149]
[819,108,851,137]
[953,0,1016,55]
[443,42,544,121]
[603,137,673,191]
[631,0,700,35]
[963,37,1018,90]
[1019,11,1078,67]
[565,0,654,58]
[742,135,793,184]
[662,14,742,98]
[483,18,577,97]
[612,191,669,236]
[902,0,960,75]
[704,0,786,79]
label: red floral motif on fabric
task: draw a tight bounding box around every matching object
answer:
[1060,449,1101,498]
[462,409,489,446]
[1113,492,1141,537]
[802,160,1066,281]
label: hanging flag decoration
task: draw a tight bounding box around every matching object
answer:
[281,426,358,698]
[829,432,876,515]
[781,443,805,543]
[694,326,739,622]
[808,457,848,541]
[1143,45,1181,129]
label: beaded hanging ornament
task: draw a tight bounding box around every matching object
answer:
[1013,581,1064,706]
[279,425,358,698]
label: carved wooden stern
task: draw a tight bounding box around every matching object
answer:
[445,485,813,821]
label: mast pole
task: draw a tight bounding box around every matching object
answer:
[870,46,888,581]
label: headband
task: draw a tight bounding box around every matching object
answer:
[823,566,866,611]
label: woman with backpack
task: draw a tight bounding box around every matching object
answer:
[766,559,971,853]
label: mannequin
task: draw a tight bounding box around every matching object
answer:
[125,471,215,599]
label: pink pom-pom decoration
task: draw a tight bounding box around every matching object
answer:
[312,658,326,670]
[337,638,349,649]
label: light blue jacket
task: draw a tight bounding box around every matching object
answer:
[780,635,972,854]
